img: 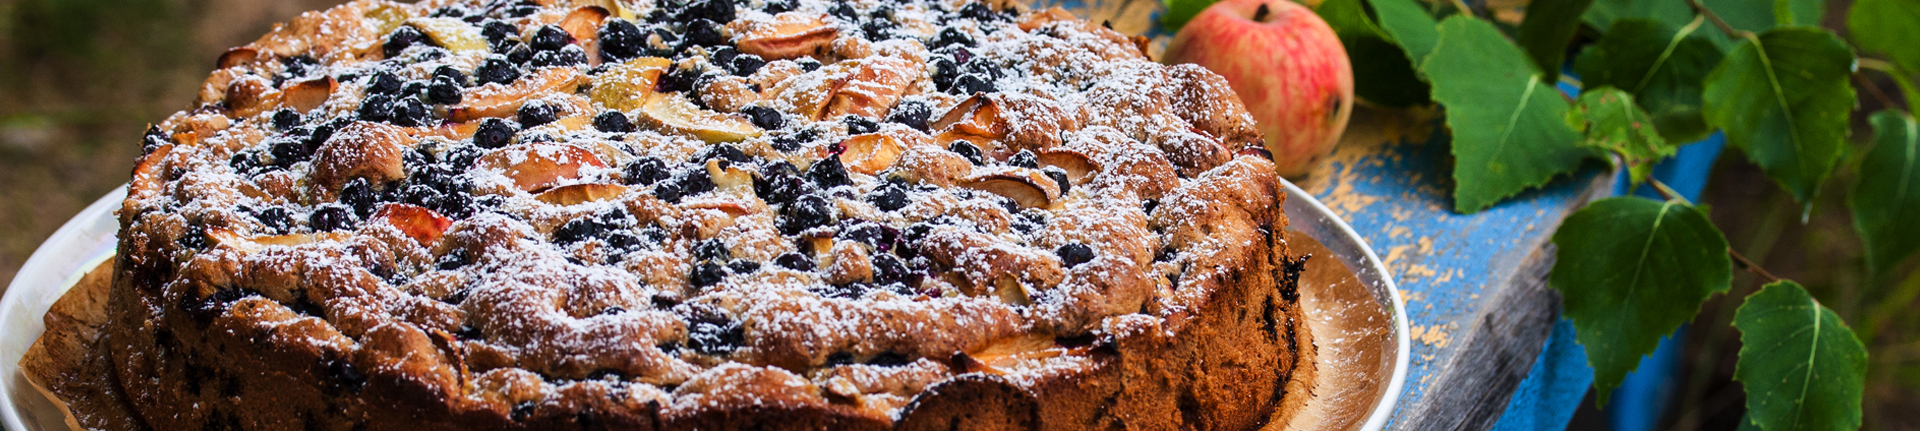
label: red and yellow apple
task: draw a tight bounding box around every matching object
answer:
[1164,0,1353,178]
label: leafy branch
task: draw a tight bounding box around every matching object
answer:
[1647,177,1785,282]
[1302,0,1903,425]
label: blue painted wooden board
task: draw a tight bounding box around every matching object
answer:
[1296,108,1613,430]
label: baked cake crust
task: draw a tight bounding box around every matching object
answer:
[85,0,1310,429]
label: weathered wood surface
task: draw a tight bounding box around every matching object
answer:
[1295,108,1611,430]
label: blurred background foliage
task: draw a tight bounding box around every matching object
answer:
[0,0,342,284]
[0,0,1912,430]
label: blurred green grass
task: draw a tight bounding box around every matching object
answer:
[0,0,347,285]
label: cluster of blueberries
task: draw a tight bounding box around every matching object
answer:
[181,0,1092,355]
[356,68,470,127]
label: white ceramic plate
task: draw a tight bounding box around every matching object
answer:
[2,186,123,431]
[0,181,1407,431]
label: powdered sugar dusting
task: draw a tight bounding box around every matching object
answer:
[117,0,1285,423]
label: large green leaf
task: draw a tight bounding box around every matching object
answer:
[1517,0,1598,82]
[1316,0,1387,39]
[1551,196,1731,405]
[1848,0,1920,73]
[1584,0,1775,48]
[1573,17,1726,143]
[1422,15,1593,213]
[1734,281,1867,431]
[1316,0,1432,106]
[1370,0,1441,62]
[1568,88,1672,184]
[1702,28,1856,209]
[1851,110,1920,275]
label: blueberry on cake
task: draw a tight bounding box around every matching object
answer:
[89,0,1310,429]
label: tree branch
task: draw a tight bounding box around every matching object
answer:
[1682,0,1749,39]
[1858,58,1919,112]
[1856,72,1900,112]
[1728,248,1782,283]
[1646,178,1782,284]
[1860,58,1900,73]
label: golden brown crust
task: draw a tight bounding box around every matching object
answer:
[57,0,1311,429]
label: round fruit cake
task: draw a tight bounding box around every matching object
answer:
[104,0,1310,429]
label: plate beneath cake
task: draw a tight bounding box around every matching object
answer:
[0,180,1408,431]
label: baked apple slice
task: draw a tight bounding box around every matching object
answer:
[1035,149,1098,183]
[204,227,350,254]
[475,142,608,192]
[840,129,929,175]
[370,203,454,245]
[637,92,760,143]
[733,12,839,60]
[535,183,629,205]
[707,159,755,191]
[560,7,610,45]
[217,47,262,69]
[822,57,921,120]
[223,75,278,118]
[450,68,590,122]
[281,76,337,114]
[933,94,1003,148]
[962,169,1061,208]
[405,17,488,52]
[933,94,1076,155]
[591,57,673,111]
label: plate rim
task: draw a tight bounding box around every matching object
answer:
[0,185,125,431]
[0,183,1409,431]
[1280,179,1411,431]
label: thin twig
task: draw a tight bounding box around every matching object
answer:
[1729,249,1782,283]
[1448,0,1476,19]
[1648,178,1693,206]
[1860,58,1901,73]
[1647,178,1782,283]
[1856,72,1900,112]
[1682,0,1748,39]
[1857,58,1917,113]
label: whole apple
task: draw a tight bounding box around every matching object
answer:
[1164,0,1353,178]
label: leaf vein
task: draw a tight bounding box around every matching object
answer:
[1795,295,1821,428]
[1494,75,1544,165]
[1749,34,1809,169]
[1633,14,1707,95]
[1624,201,1677,309]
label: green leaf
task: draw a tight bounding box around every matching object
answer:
[1851,110,1920,275]
[1316,0,1432,106]
[1422,15,1593,213]
[1517,0,1598,82]
[1160,0,1217,33]
[1702,28,1856,209]
[1551,196,1731,405]
[1776,0,1826,27]
[1568,88,1672,184]
[1585,0,1775,48]
[1573,17,1726,143]
[1734,281,1867,431]
[1371,0,1442,62]
[1316,0,1388,38]
[1848,0,1920,73]
[1889,69,1920,112]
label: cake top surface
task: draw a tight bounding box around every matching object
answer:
[124,0,1277,419]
